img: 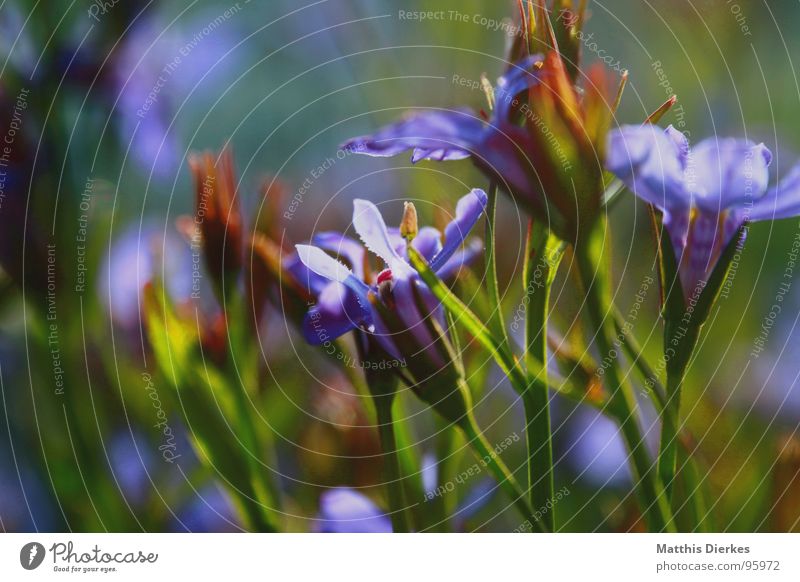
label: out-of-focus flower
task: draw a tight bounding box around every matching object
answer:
[172,484,240,532]
[316,487,392,533]
[290,190,485,366]
[342,51,618,241]
[113,17,240,177]
[561,400,659,488]
[108,430,154,507]
[188,148,243,300]
[606,125,800,299]
[99,223,196,329]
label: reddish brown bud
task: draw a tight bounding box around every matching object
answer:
[188,147,243,300]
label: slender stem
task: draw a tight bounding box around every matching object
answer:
[374,395,411,533]
[613,308,667,410]
[658,321,699,503]
[484,182,509,345]
[521,220,559,531]
[458,412,546,532]
[658,369,683,503]
[225,292,279,531]
[575,235,674,532]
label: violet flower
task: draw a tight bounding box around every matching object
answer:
[606,125,800,298]
[288,189,486,364]
[316,488,392,533]
[342,53,618,240]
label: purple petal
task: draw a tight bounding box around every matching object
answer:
[690,137,772,212]
[664,125,690,168]
[352,199,412,274]
[749,163,800,222]
[295,244,369,294]
[606,124,691,213]
[312,232,366,279]
[429,189,488,272]
[295,245,374,334]
[411,226,443,261]
[494,54,545,123]
[343,109,485,163]
[317,488,392,533]
[301,282,363,345]
[678,210,745,299]
[435,238,483,280]
[284,252,330,296]
[386,227,409,258]
[391,276,442,367]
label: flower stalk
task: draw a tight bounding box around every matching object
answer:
[371,388,411,533]
[575,221,675,531]
[521,220,564,531]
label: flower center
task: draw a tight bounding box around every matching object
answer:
[376,268,393,285]
[376,268,394,307]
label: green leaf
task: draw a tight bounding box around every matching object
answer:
[407,246,530,395]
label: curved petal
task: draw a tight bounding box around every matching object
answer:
[494,54,545,123]
[429,189,488,272]
[283,252,329,296]
[352,199,412,274]
[664,125,690,168]
[606,124,691,213]
[301,282,363,345]
[386,227,409,258]
[749,163,800,222]
[317,488,392,533]
[342,109,485,162]
[295,244,369,294]
[312,232,366,279]
[678,209,745,300]
[410,226,443,261]
[436,238,483,280]
[368,311,403,362]
[690,137,772,212]
[390,276,442,367]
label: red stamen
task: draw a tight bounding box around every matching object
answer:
[377,269,393,285]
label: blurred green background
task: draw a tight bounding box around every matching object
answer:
[1,0,799,532]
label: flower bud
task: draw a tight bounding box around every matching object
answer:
[399,202,418,241]
[188,148,243,301]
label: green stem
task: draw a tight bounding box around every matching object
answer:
[658,321,699,503]
[225,293,279,531]
[521,220,560,531]
[575,233,674,532]
[374,395,411,533]
[613,308,667,410]
[484,182,509,345]
[458,412,545,532]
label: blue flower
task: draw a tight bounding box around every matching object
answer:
[342,53,619,240]
[316,488,392,533]
[289,189,487,363]
[606,125,800,298]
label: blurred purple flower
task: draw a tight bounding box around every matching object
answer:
[607,125,800,298]
[316,487,392,533]
[563,401,660,488]
[289,189,486,361]
[108,430,154,507]
[173,484,239,532]
[99,223,197,329]
[113,16,240,177]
